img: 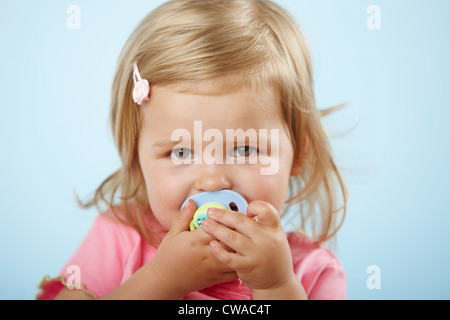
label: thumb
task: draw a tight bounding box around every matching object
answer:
[169,199,196,234]
[246,200,281,228]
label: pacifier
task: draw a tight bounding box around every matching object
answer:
[181,190,248,231]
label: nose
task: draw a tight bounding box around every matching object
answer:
[194,165,233,192]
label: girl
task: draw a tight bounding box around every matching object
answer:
[37,0,347,300]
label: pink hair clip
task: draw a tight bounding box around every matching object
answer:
[132,63,150,105]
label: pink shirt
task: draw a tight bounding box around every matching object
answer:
[37,212,346,300]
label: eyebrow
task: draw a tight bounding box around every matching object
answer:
[152,139,183,149]
[151,129,277,149]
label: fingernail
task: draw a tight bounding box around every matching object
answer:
[184,200,196,210]
[207,208,216,217]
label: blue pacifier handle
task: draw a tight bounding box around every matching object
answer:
[181,190,248,214]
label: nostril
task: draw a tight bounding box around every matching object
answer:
[229,202,238,211]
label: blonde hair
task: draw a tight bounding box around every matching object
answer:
[81,0,347,246]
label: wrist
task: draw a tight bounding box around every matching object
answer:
[145,261,186,300]
[102,261,184,300]
[251,274,307,300]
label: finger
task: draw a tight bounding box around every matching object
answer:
[190,225,237,249]
[202,218,252,255]
[246,201,281,228]
[170,199,196,234]
[206,207,258,238]
[196,232,234,252]
[209,240,248,271]
[216,240,235,253]
[190,226,218,244]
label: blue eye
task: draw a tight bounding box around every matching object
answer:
[171,148,193,160]
[233,146,256,157]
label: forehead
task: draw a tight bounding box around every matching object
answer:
[141,78,283,133]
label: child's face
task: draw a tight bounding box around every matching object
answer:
[138,79,301,231]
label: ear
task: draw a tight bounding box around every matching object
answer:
[290,136,310,176]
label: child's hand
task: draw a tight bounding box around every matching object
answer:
[202,200,307,300]
[149,200,238,299]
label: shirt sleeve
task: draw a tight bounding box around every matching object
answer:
[304,256,347,300]
[37,213,140,299]
[289,234,347,300]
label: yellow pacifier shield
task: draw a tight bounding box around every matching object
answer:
[190,202,228,231]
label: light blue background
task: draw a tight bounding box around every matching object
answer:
[1,0,449,299]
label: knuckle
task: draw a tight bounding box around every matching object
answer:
[234,212,246,225]
[226,230,238,245]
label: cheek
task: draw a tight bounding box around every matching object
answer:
[256,176,290,212]
[141,165,181,230]
[238,168,290,214]
[245,154,293,212]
